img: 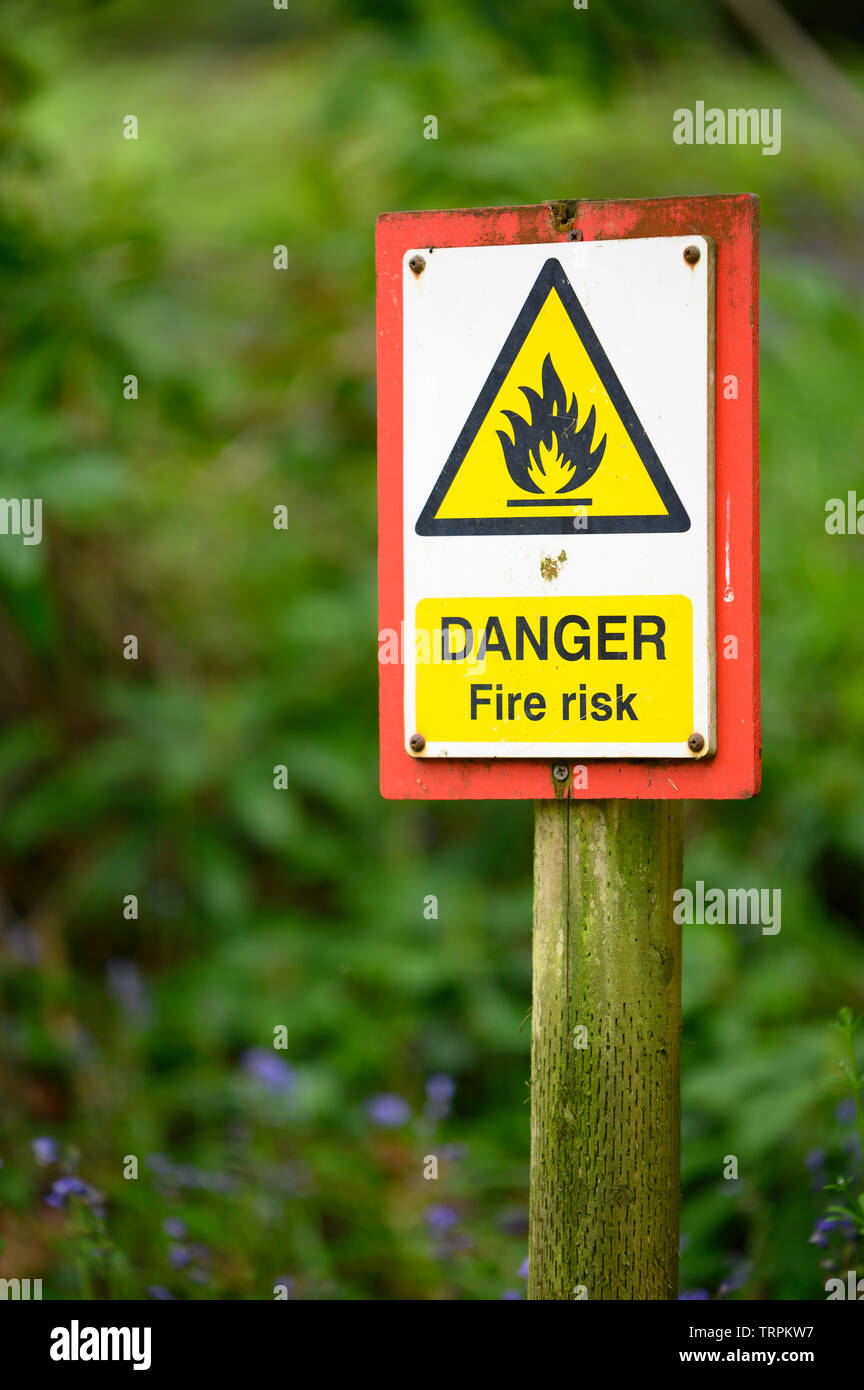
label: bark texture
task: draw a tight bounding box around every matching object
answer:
[528,798,683,1300]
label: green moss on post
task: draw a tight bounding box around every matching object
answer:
[529,798,683,1300]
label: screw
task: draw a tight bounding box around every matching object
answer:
[408,255,426,275]
[687,732,705,753]
[409,732,426,753]
[568,227,583,242]
[683,244,701,266]
[552,764,570,783]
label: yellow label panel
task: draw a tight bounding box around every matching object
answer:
[415,595,693,744]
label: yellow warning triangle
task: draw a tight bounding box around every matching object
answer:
[415,258,689,537]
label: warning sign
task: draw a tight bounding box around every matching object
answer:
[378,195,762,797]
[398,232,717,763]
[416,258,689,537]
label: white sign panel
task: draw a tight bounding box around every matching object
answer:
[402,236,715,760]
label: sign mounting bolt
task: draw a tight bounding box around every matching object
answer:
[409,255,426,276]
[552,764,570,783]
[683,244,701,266]
[409,732,426,753]
[687,732,705,753]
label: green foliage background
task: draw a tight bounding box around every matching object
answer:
[0,0,863,1299]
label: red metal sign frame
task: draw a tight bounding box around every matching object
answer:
[377,194,760,801]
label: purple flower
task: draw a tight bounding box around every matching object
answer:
[425,1073,456,1120]
[147,1286,174,1300]
[438,1143,468,1161]
[432,1232,474,1259]
[146,1153,233,1193]
[518,1255,529,1278]
[835,1099,857,1124]
[679,1289,710,1300]
[808,1220,839,1249]
[168,1238,210,1272]
[365,1093,410,1127]
[500,1289,522,1299]
[241,1048,296,1093]
[5,922,42,966]
[146,1153,174,1176]
[31,1137,59,1166]
[44,1176,102,1209]
[718,1260,753,1296]
[425,1203,461,1233]
[426,1073,455,1103]
[163,1218,187,1240]
[106,958,151,1022]
[804,1148,827,1172]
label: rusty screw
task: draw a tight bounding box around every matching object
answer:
[409,732,426,753]
[683,244,701,266]
[408,255,426,276]
[687,732,705,754]
[568,227,583,242]
[552,763,570,783]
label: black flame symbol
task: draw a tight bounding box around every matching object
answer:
[497,354,606,496]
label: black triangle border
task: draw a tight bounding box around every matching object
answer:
[414,257,691,537]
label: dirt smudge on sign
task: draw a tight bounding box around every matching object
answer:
[540,549,567,582]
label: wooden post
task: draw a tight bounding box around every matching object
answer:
[528,798,683,1300]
